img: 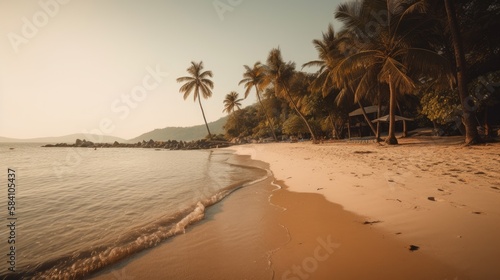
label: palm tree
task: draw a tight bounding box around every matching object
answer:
[266,48,318,143]
[223,91,243,114]
[239,62,278,141]
[303,24,338,98]
[304,25,380,139]
[443,0,480,145]
[177,61,214,139]
[333,0,452,145]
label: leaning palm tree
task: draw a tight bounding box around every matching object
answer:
[223,91,243,114]
[333,0,452,144]
[239,62,278,141]
[266,48,317,143]
[177,61,214,139]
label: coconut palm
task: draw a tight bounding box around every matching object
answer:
[304,25,381,138]
[239,62,278,141]
[333,0,452,144]
[303,24,339,98]
[266,48,318,143]
[177,61,214,139]
[443,0,480,145]
[223,91,243,114]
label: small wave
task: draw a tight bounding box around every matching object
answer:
[8,175,270,280]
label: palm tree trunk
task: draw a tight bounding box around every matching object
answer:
[397,102,407,138]
[198,96,212,139]
[328,112,338,139]
[386,75,398,145]
[444,0,479,145]
[484,107,492,140]
[347,117,351,139]
[376,87,382,142]
[357,101,377,136]
[255,86,278,142]
[282,84,317,143]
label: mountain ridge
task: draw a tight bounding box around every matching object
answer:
[129,117,227,142]
[0,117,228,143]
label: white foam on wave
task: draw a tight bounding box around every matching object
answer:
[25,157,274,279]
[174,201,205,234]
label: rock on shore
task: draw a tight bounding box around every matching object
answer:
[43,138,232,150]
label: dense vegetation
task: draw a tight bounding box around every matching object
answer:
[179,0,500,145]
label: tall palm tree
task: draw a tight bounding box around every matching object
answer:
[266,48,317,143]
[303,24,338,98]
[443,0,480,145]
[177,61,214,139]
[239,62,278,141]
[223,91,243,114]
[304,25,380,138]
[333,0,452,144]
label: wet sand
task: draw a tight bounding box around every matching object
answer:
[91,150,471,279]
[91,156,285,279]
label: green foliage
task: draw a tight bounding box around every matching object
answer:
[207,134,227,141]
[223,106,262,139]
[467,70,500,109]
[420,90,461,124]
[282,114,309,135]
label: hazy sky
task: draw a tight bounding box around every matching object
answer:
[0,0,343,139]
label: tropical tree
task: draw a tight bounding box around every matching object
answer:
[305,25,381,139]
[303,24,339,98]
[266,48,318,142]
[239,62,278,141]
[333,0,452,145]
[177,61,214,139]
[224,105,261,139]
[443,0,480,144]
[223,91,243,114]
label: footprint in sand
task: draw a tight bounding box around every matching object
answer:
[437,188,452,196]
[363,220,382,225]
[450,201,467,209]
[427,196,445,202]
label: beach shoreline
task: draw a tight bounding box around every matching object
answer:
[90,138,500,279]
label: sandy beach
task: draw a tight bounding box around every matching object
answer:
[93,138,500,279]
[234,137,500,279]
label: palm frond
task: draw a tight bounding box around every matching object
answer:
[380,57,415,94]
[176,76,194,83]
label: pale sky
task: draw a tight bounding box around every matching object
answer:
[0,0,343,139]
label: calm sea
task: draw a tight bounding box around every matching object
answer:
[0,143,267,279]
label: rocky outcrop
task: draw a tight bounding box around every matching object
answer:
[43,139,232,150]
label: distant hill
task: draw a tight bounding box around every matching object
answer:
[0,134,127,143]
[129,117,227,142]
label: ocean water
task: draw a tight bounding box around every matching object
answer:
[0,143,267,279]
